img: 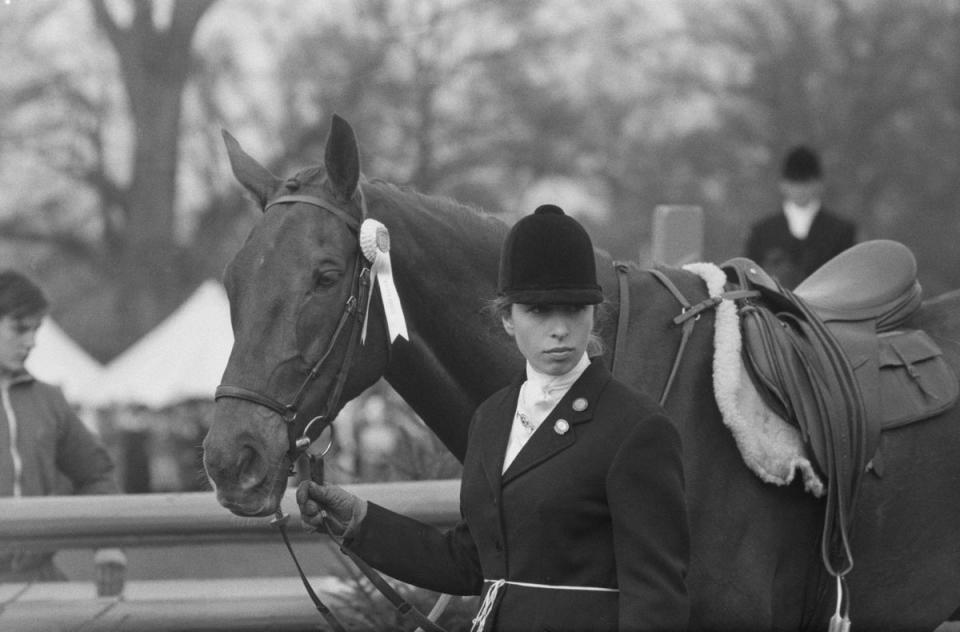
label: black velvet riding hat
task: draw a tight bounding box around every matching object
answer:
[498,204,603,305]
[781,145,822,182]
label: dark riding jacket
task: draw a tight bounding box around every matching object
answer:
[347,358,690,631]
[745,207,856,290]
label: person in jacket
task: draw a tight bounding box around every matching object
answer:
[745,145,857,289]
[0,270,126,595]
[298,205,690,631]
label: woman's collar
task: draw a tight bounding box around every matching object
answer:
[524,352,591,393]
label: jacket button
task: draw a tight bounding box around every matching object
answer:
[494,539,503,552]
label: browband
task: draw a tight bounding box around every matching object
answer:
[265,194,362,232]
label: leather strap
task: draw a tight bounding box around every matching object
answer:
[649,268,759,407]
[319,513,447,632]
[271,512,348,632]
[611,262,631,379]
[335,539,448,632]
[265,194,361,232]
[305,457,449,632]
[649,268,697,406]
[214,385,291,418]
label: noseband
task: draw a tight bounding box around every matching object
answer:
[214,190,371,463]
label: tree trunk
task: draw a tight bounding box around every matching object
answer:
[90,0,216,352]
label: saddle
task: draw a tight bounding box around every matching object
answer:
[728,240,956,463]
[722,240,958,575]
[795,241,956,441]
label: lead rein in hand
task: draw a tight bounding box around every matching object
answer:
[277,454,451,632]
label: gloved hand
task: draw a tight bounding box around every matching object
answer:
[93,548,126,597]
[297,480,368,538]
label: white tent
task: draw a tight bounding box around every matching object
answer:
[95,280,234,408]
[25,318,106,407]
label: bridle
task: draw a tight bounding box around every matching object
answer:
[214,190,371,465]
[212,186,450,632]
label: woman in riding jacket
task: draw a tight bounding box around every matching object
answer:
[298,205,690,631]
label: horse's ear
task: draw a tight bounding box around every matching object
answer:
[324,114,360,200]
[222,129,281,210]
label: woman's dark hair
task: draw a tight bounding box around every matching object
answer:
[488,296,609,357]
[0,270,49,319]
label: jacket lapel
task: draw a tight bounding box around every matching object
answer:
[479,377,522,494]
[502,359,612,484]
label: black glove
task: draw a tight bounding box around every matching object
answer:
[296,481,368,537]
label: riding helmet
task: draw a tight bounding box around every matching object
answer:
[781,145,822,182]
[498,204,603,305]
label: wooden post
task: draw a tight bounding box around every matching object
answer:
[650,205,704,267]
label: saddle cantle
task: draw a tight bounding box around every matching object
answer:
[794,239,922,330]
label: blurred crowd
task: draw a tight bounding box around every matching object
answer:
[93,379,460,495]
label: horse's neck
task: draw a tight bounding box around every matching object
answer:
[367,184,518,460]
[595,261,714,400]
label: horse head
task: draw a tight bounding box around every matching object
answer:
[203,115,391,516]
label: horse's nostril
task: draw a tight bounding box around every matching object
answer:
[235,444,267,487]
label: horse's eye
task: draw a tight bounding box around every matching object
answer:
[313,269,343,290]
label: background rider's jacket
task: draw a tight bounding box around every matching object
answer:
[347,358,690,632]
[0,372,117,576]
[745,207,856,290]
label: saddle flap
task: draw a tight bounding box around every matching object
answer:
[876,330,959,429]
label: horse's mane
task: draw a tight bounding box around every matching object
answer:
[289,155,511,240]
[363,177,508,235]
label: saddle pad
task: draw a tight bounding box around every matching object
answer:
[877,329,958,429]
[683,262,825,496]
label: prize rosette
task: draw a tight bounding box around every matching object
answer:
[359,219,408,343]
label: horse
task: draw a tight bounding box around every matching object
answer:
[202,115,960,631]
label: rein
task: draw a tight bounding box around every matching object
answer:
[214,189,449,632]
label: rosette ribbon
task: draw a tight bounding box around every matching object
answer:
[359,219,408,343]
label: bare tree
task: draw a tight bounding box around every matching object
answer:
[0,0,221,358]
[89,0,217,349]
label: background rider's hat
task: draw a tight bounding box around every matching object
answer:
[781,145,822,182]
[498,204,603,305]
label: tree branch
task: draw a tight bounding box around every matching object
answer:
[0,222,100,263]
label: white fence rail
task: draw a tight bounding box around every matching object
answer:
[0,479,460,632]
